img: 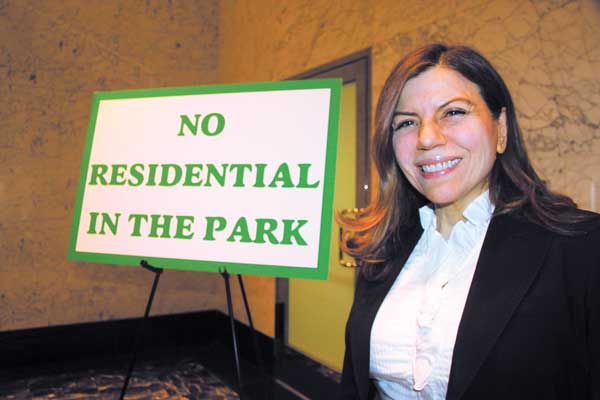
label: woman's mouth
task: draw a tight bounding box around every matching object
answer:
[419,158,462,176]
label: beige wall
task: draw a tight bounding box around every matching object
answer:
[0,1,227,332]
[2,0,599,339]
[219,0,600,333]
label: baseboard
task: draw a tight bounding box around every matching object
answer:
[0,310,272,367]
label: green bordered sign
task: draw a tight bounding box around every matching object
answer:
[68,79,341,280]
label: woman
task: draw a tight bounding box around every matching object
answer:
[338,43,600,400]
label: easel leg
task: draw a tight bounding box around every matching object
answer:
[221,268,245,399]
[238,275,268,396]
[120,261,163,400]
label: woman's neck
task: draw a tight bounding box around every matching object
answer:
[434,185,489,240]
[435,205,465,240]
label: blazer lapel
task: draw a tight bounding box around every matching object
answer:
[446,214,554,400]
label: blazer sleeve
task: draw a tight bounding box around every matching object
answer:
[339,324,360,399]
[339,270,379,400]
[339,267,373,400]
[587,230,600,400]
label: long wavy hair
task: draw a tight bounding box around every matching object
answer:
[339,43,594,279]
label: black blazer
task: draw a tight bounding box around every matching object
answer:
[340,212,600,400]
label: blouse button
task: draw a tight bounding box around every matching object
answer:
[413,356,433,391]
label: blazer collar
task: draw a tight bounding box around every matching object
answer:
[446,213,554,400]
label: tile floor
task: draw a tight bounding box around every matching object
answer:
[1,355,239,400]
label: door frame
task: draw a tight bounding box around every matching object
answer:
[275,48,372,353]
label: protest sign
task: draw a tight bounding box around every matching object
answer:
[68,80,341,279]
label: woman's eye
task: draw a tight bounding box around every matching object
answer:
[444,109,466,118]
[393,119,416,131]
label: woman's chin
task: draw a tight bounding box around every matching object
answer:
[421,191,461,208]
[422,187,487,211]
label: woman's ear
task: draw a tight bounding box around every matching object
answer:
[497,108,508,154]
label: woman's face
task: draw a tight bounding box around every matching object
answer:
[392,66,507,211]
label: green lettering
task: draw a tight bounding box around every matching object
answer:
[88,164,108,185]
[201,113,225,136]
[87,212,99,234]
[147,164,158,186]
[174,216,195,239]
[297,163,320,188]
[183,164,204,186]
[128,213,148,237]
[229,164,253,187]
[253,163,267,188]
[109,164,127,185]
[149,214,173,238]
[99,212,120,235]
[268,163,294,188]
[159,164,182,186]
[227,217,252,243]
[204,216,227,240]
[206,164,228,187]
[281,219,308,245]
[254,218,279,244]
[178,114,201,136]
[128,163,144,186]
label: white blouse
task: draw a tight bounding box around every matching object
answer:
[370,191,494,400]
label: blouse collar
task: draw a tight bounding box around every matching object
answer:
[418,190,495,232]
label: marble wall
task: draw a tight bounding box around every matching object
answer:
[0,1,225,332]
[219,0,600,331]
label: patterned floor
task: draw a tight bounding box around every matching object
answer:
[0,357,239,400]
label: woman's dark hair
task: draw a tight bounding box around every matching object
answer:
[339,43,594,278]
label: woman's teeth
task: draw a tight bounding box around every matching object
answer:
[421,158,461,173]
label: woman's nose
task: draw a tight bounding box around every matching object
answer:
[417,119,446,150]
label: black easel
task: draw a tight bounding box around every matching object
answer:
[237,273,267,390]
[119,263,266,400]
[119,260,163,400]
[220,269,245,398]
[220,269,269,398]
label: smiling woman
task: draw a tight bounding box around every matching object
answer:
[337,44,600,400]
[391,67,507,239]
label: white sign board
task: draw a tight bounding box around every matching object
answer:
[68,80,341,279]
